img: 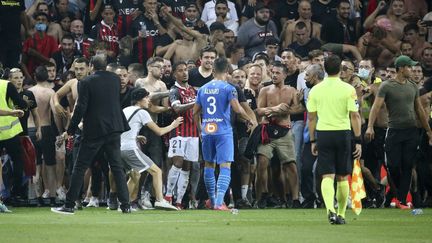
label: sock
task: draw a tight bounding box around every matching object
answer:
[321,177,336,214]
[336,180,349,218]
[241,185,249,200]
[176,170,190,204]
[204,167,216,206]
[166,166,181,197]
[215,167,231,207]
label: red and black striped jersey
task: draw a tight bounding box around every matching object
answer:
[169,82,198,138]
[129,15,160,64]
[89,21,119,55]
[112,0,143,38]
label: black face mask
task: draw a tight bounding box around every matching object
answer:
[305,80,314,89]
[47,79,54,83]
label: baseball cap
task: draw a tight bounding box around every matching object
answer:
[254,2,269,12]
[209,22,226,32]
[185,3,198,10]
[394,55,418,68]
[131,88,149,101]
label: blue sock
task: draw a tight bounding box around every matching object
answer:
[215,167,231,207]
[204,167,216,206]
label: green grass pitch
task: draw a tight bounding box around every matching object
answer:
[1,208,431,243]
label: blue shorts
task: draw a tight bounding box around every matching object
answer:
[202,133,234,164]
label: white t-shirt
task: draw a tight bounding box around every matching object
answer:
[120,106,152,150]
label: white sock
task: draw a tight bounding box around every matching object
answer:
[176,170,190,204]
[166,166,181,197]
[241,185,249,200]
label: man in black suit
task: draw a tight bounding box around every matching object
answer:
[51,55,131,214]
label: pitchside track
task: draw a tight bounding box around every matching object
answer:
[1,208,431,242]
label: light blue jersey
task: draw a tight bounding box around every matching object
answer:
[196,80,238,136]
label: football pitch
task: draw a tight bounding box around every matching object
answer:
[1,208,431,243]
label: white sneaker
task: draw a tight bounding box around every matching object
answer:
[141,191,153,209]
[86,197,99,207]
[0,203,12,213]
[189,200,198,209]
[56,187,66,201]
[155,199,179,211]
[42,189,50,199]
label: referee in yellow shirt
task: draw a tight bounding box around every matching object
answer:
[307,54,362,225]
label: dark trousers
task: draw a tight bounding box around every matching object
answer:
[0,136,24,197]
[65,133,129,209]
[385,128,418,203]
[301,142,317,201]
[140,127,163,193]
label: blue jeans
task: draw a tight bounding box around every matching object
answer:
[291,120,305,184]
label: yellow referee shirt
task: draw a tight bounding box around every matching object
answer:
[307,76,359,131]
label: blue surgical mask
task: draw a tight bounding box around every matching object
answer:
[358,68,370,80]
[35,23,47,32]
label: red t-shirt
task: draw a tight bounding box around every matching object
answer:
[23,33,59,75]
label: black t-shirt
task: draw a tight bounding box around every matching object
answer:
[272,1,298,33]
[229,82,247,125]
[321,17,356,45]
[19,90,37,135]
[236,88,257,138]
[188,68,213,88]
[288,38,322,58]
[120,86,135,109]
[0,0,25,39]
[160,0,191,19]
[311,0,338,25]
[284,70,299,88]
[422,65,432,79]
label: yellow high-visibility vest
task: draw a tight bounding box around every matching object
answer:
[0,80,23,141]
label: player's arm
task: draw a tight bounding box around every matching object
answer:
[240,101,258,126]
[192,103,202,135]
[146,118,183,136]
[0,109,24,117]
[169,88,195,114]
[231,98,256,127]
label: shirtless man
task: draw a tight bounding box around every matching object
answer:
[282,0,321,48]
[28,66,57,206]
[255,62,300,208]
[134,57,171,208]
[162,6,226,61]
[52,57,89,119]
[364,0,407,41]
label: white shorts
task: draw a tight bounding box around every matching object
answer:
[168,136,199,162]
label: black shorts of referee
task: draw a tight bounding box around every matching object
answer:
[316,130,353,176]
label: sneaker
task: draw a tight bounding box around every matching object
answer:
[86,197,99,207]
[155,199,179,211]
[335,215,346,225]
[236,198,252,209]
[266,196,282,208]
[141,191,153,209]
[374,184,386,208]
[121,207,132,214]
[108,192,118,210]
[56,187,66,201]
[51,206,74,215]
[42,190,50,199]
[301,198,315,209]
[328,211,337,224]
[188,199,198,209]
[291,199,301,209]
[214,203,230,211]
[0,203,12,213]
[175,203,183,210]
[130,202,140,211]
[257,197,267,209]
[74,200,83,210]
[396,200,411,210]
[205,199,213,209]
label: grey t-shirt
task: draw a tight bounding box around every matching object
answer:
[237,19,279,58]
[377,80,419,129]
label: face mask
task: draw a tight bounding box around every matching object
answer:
[305,80,314,89]
[35,23,47,32]
[358,68,370,80]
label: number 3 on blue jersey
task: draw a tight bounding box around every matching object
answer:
[207,96,216,115]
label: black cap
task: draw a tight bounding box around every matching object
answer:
[131,88,149,101]
[185,3,198,10]
[210,22,226,32]
[254,2,269,12]
[265,37,279,46]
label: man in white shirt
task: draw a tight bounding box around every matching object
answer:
[201,0,238,34]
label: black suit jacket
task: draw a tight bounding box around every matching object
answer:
[67,70,130,139]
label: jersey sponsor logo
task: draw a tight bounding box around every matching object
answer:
[258,31,274,38]
[204,122,218,134]
[101,35,119,42]
[118,8,139,15]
